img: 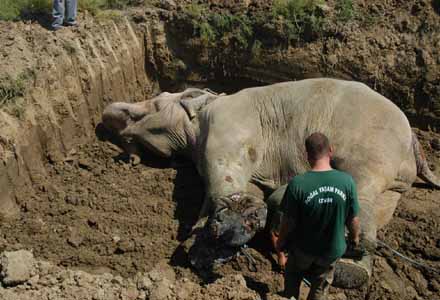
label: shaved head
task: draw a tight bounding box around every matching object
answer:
[305,132,331,161]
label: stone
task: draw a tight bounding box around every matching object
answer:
[149,277,173,300]
[327,54,338,66]
[137,275,153,290]
[0,250,35,286]
[430,138,440,151]
[78,159,93,171]
[67,230,84,248]
[158,0,176,10]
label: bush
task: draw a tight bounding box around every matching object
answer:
[335,0,355,22]
[0,0,51,21]
[272,0,325,42]
[183,4,253,49]
[78,0,107,15]
[0,73,28,109]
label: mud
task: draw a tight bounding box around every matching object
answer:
[0,129,439,299]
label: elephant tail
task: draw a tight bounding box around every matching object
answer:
[412,132,440,188]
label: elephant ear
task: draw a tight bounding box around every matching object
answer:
[180,93,221,119]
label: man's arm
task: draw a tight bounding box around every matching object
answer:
[347,216,361,246]
[347,177,361,246]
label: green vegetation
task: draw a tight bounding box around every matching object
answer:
[180,0,336,50]
[0,75,27,107]
[95,9,124,22]
[172,1,360,78]
[0,0,139,21]
[271,0,325,42]
[335,0,355,22]
[183,4,253,49]
[0,0,50,20]
[0,72,33,118]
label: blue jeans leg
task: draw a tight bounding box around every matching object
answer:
[52,0,64,28]
[65,0,77,25]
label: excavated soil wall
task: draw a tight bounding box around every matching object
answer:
[0,17,156,221]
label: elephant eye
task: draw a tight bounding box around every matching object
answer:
[216,206,228,214]
[148,128,166,135]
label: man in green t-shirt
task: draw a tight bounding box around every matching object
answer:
[275,132,361,300]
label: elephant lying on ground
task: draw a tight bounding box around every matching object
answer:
[102,78,440,288]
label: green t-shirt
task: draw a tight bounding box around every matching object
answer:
[281,169,360,260]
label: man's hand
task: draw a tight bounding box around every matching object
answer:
[271,230,288,272]
[277,251,287,271]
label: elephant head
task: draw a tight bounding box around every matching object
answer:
[102,88,219,158]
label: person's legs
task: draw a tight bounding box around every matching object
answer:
[306,260,337,300]
[283,247,314,300]
[52,0,65,29]
[283,264,302,300]
[65,0,77,25]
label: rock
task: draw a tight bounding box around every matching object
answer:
[158,0,176,10]
[78,159,93,171]
[115,239,135,254]
[67,230,84,248]
[175,278,198,299]
[137,275,153,290]
[149,277,173,300]
[327,54,338,66]
[112,235,121,243]
[0,250,35,286]
[214,274,247,287]
[330,292,347,300]
[430,138,440,151]
[316,3,332,15]
[136,262,178,300]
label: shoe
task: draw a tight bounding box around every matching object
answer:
[64,22,78,27]
[52,25,63,31]
[343,243,367,259]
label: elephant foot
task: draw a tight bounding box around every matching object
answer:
[333,255,371,288]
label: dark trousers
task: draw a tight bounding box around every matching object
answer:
[283,247,337,300]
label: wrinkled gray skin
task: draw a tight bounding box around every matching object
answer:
[102,79,440,287]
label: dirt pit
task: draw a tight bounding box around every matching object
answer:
[0,129,439,299]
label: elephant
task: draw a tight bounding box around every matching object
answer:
[102,78,440,288]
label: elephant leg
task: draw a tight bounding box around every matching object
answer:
[334,189,402,289]
[375,190,401,230]
[333,173,388,289]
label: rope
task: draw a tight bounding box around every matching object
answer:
[301,239,440,287]
[376,239,440,275]
[240,245,258,272]
[238,239,439,287]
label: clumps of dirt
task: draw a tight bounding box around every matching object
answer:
[0,132,440,300]
[0,140,203,277]
[0,250,263,300]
